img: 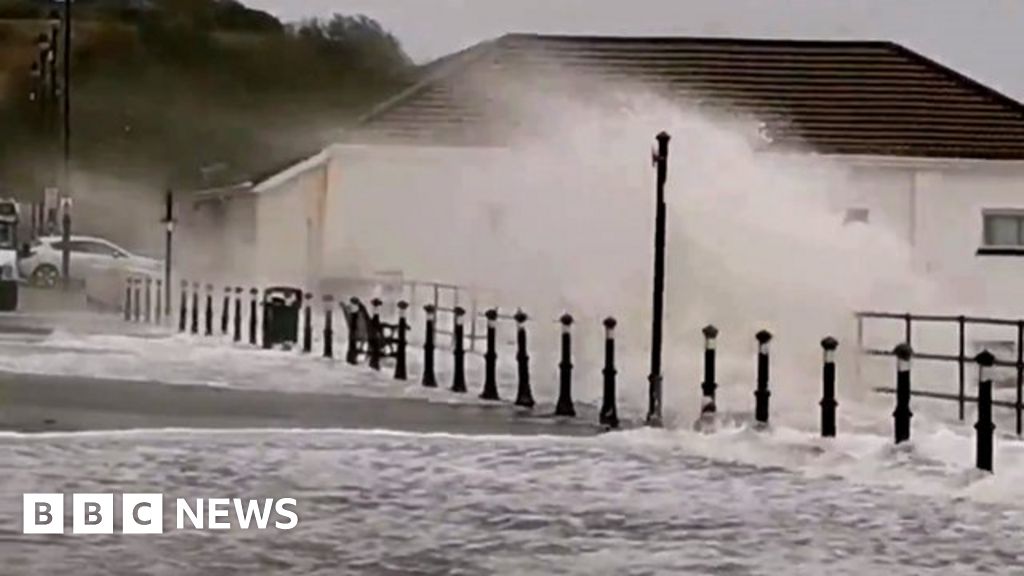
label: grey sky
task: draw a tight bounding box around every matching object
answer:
[247,1,1024,100]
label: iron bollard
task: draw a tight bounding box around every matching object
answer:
[204,284,214,336]
[480,308,500,400]
[514,310,535,408]
[976,350,996,472]
[754,330,773,426]
[893,343,913,444]
[600,317,619,428]
[395,301,409,381]
[323,295,335,359]
[452,306,467,393]
[144,277,152,324]
[302,292,313,354]
[369,298,383,370]
[249,288,259,346]
[133,278,142,323]
[124,278,133,322]
[820,337,839,438]
[422,304,438,388]
[155,279,163,325]
[555,313,576,417]
[178,280,188,332]
[221,287,231,335]
[701,325,719,418]
[190,282,199,335]
[346,298,360,365]
[233,287,243,343]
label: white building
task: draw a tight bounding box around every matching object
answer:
[188,34,1024,316]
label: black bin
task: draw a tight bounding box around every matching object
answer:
[0,280,17,312]
[262,287,303,348]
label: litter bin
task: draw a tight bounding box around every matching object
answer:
[0,280,17,312]
[262,286,303,348]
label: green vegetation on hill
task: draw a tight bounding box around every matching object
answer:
[0,0,415,196]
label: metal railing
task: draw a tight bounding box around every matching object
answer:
[857,311,1024,435]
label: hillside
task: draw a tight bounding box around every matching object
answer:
[0,0,416,197]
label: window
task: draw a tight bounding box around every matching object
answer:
[844,208,870,225]
[980,210,1024,255]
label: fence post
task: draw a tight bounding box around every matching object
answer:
[369,298,383,370]
[976,350,995,472]
[302,292,313,354]
[480,309,500,400]
[155,279,163,325]
[555,313,576,417]
[221,287,231,335]
[204,284,214,336]
[124,277,133,322]
[514,310,534,408]
[190,282,199,335]
[600,317,619,428]
[893,343,913,444]
[904,313,912,347]
[755,330,773,426]
[452,306,467,393]
[821,337,839,438]
[856,314,864,384]
[233,287,243,343]
[144,277,152,324]
[701,325,719,419]
[958,315,966,421]
[346,298,360,365]
[395,301,409,381]
[133,278,142,323]
[178,280,188,332]
[1016,321,1023,437]
[249,288,258,346]
[422,304,438,388]
[323,295,335,359]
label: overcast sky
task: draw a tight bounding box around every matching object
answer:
[247,0,1024,100]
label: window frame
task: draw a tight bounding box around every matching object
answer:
[979,209,1024,256]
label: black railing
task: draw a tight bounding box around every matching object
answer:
[857,311,1024,435]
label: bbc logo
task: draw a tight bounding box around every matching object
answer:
[24,494,163,535]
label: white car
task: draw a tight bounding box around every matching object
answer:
[19,235,162,288]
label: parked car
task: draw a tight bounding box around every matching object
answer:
[18,235,162,288]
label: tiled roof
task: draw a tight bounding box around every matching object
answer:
[351,34,1024,160]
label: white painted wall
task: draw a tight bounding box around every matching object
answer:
[253,161,328,287]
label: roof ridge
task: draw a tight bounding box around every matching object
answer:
[500,33,898,48]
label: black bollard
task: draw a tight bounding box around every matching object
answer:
[323,295,335,359]
[249,288,259,346]
[178,280,188,332]
[600,317,619,428]
[701,325,719,419]
[975,350,995,472]
[233,287,243,343]
[302,292,313,354]
[221,287,231,335]
[369,298,383,370]
[144,277,152,324]
[451,307,467,393]
[754,330,773,426]
[554,313,576,417]
[155,279,163,325]
[190,282,199,335]
[124,278,133,322]
[514,310,535,408]
[480,308,500,401]
[422,304,438,388]
[893,343,913,444]
[204,284,214,336]
[132,278,142,323]
[820,337,839,438]
[346,298,360,365]
[394,301,409,381]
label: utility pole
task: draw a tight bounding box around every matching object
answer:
[646,131,671,427]
[163,189,175,317]
[60,0,73,289]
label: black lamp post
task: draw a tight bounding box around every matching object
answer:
[646,131,671,427]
